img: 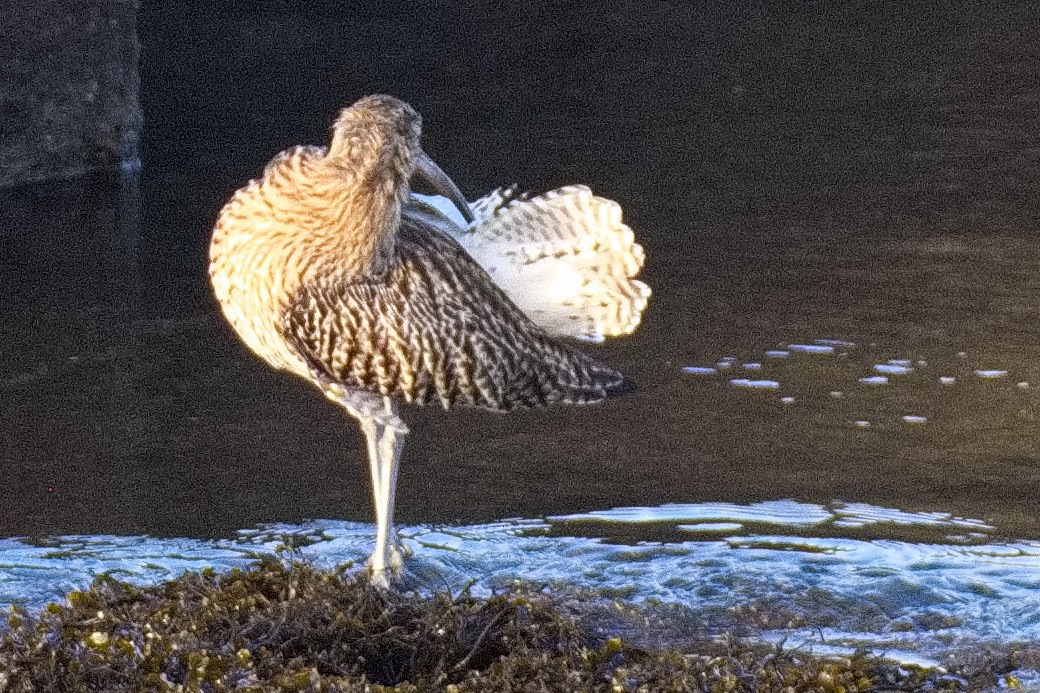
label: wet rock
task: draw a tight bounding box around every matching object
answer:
[0,0,141,188]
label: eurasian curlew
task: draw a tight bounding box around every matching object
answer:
[209,95,649,587]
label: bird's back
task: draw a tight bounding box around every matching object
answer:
[280,214,634,412]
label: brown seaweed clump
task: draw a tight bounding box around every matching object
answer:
[0,557,993,692]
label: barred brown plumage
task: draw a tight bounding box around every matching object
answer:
[282,217,633,411]
[209,94,644,588]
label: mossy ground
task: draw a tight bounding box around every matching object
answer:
[0,556,1025,692]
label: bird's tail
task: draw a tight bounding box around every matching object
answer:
[445,185,651,342]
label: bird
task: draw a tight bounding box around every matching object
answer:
[209,94,649,588]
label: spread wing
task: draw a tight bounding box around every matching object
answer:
[411,185,651,342]
[279,215,633,412]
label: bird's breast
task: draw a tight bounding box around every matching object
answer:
[210,191,399,382]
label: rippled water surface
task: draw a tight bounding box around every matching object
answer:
[2,501,1040,672]
[3,0,1040,674]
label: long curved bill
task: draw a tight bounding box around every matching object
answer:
[413,149,474,224]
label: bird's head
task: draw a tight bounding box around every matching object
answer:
[329,95,473,224]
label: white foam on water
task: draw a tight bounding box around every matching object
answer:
[550,500,834,525]
[834,503,993,530]
[678,522,744,533]
[0,535,262,609]
[789,344,835,354]
[730,379,781,389]
[765,350,790,358]
[976,369,1009,379]
[902,415,928,425]
[874,363,914,375]
[940,376,957,385]
[814,339,856,347]
[682,366,717,375]
[0,501,1036,671]
[859,376,889,385]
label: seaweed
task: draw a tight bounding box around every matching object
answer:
[0,557,1009,692]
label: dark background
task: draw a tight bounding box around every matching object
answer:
[4,1,1040,540]
[136,0,1037,313]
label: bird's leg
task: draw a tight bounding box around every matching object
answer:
[377,397,406,573]
[336,389,408,589]
[357,415,392,580]
[368,406,408,586]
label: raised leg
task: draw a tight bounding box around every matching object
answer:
[334,388,408,588]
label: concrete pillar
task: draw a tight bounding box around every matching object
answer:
[0,0,141,188]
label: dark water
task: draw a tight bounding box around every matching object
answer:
[4,0,1040,537]
[3,0,1040,668]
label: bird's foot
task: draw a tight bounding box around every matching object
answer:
[368,565,396,591]
[367,531,410,589]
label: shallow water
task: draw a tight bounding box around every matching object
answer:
[2,501,1039,672]
[3,0,1040,673]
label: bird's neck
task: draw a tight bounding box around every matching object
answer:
[312,151,409,279]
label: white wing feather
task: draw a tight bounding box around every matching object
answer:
[412,185,651,342]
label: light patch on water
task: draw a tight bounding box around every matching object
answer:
[0,536,263,609]
[902,415,928,425]
[831,503,992,530]
[551,500,845,526]
[940,376,957,385]
[814,339,856,348]
[743,362,762,370]
[730,378,781,389]
[859,375,889,385]
[677,522,744,533]
[1,501,1037,672]
[874,363,914,375]
[789,343,835,354]
[681,366,717,375]
[765,350,790,358]
[976,369,1009,379]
